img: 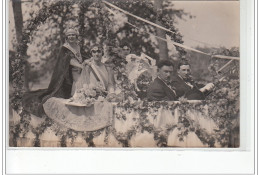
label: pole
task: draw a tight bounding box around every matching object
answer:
[154,0,169,60]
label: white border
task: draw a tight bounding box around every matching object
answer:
[3,0,256,174]
[240,0,254,151]
[1,0,6,175]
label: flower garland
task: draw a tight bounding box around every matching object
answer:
[10,1,239,148]
[10,0,78,146]
[10,99,238,147]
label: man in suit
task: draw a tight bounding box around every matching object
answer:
[171,60,214,100]
[147,60,177,101]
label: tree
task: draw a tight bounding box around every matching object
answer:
[12,0,30,91]
[12,0,23,44]
[184,46,239,83]
[154,0,168,60]
[11,0,189,89]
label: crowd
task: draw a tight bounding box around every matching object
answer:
[23,28,215,117]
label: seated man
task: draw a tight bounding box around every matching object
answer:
[147,60,177,101]
[171,60,214,100]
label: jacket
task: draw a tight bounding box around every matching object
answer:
[147,77,177,101]
[171,75,205,100]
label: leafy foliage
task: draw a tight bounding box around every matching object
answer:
[11,0,188,87]
[9,0,239,148]
[184,46,239,83]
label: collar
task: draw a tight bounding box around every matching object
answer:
[178,74,186,81]
[63,42,82,63]
[158,76,168,84]
[157,76,176,96]
[178,75,194,88]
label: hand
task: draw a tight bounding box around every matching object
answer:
[200,83,214,92]
[105,93,117,102]
[205,83,215,91]
[82,59,91,66]
[178,96,188,102]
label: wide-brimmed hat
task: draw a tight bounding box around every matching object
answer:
[65,28,79,36]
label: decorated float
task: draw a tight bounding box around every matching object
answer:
[9,0,239,147]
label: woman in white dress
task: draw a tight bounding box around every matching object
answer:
[78,45,115,93]
[42,44,115,133]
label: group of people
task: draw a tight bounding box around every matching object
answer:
[147,60,215,101]
[23,28,115,116]
[24,28,215,116]
[40,28,115,103]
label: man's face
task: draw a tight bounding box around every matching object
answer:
[178,65,191,79]
[158,65,173,83]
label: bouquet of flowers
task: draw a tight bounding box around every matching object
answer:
[69,84,107,106]
[106,92,124,102]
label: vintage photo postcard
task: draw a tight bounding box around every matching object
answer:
[9,0,240,148]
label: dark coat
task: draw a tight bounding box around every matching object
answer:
[22,45,88,116]
[147,77,177,101]
[41,46,81,100]
[171,75,205,100]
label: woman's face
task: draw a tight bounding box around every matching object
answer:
[67,34,77,44]
[121,46,131,57]
[91,47,102,62]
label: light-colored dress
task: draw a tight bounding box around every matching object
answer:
[75,61,115,93]
[42,60,115,132]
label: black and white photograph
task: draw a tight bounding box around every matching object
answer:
[9,0,240,148]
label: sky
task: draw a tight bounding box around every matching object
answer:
[9,1,240,50]
[173,1,240,49]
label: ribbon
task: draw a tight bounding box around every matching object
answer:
[90,64,106,89]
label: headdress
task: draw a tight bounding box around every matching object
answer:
[65,28,79,36]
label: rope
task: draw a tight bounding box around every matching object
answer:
[103,0,177,35]
[124,19,210,56]
[104,2,240,61]
[217,60,234,73]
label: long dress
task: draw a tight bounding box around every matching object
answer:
[22,42,87,117]
[75,61,115,93]
[41,61,115,132]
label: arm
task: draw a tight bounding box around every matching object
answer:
[106,66,115,93]
[199,83,215,93]
[147,82,169,101]
[147,90,169,101]
[70,59,83,69]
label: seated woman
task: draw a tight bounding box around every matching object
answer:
[76,44,115,94]
[105,43,132,92]
[126,54,157,100]
[41,44,115,132]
